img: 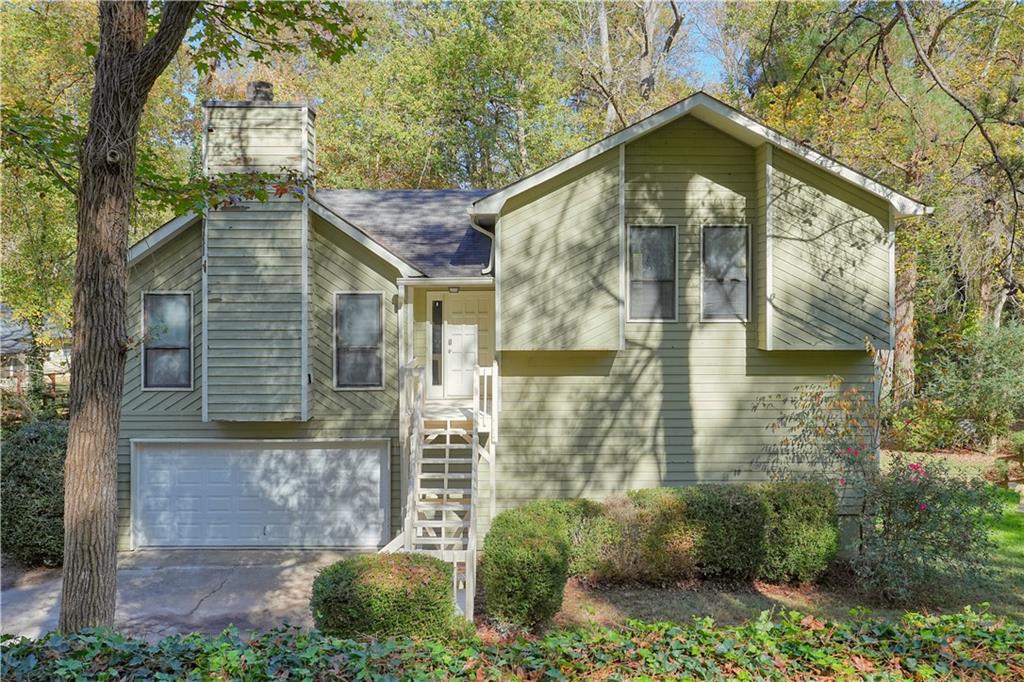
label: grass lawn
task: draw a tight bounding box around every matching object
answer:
[556,452,1024,629]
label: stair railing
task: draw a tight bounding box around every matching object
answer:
[399,363,425,552]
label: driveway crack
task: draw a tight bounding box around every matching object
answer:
[186,575,230,619]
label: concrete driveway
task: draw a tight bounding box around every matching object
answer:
[1,550,357,640]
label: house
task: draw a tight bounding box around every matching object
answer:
[122,83,929,616]
[1,305,71,396]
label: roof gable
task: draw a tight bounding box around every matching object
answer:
[471,91,930,218]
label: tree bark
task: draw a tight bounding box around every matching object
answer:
[60,0,197,632]
[597,0,617,134]
[893,242,916,404]
[637,0,656,110]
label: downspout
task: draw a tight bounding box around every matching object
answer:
[469,213,495,276]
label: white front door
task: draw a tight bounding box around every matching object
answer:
[427,291,493,399]
[445,296,479,397]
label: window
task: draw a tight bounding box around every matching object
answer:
[430,299,443,386]
[628,225,677,321]
[142,292,192,389]
[701,225,749,322]
[335,293,384,389]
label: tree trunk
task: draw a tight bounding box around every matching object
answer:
[597,0,617,134]
[25,323,48,420]
[638,0,656,110]
[514,78,528,173]
[893,242,916,405]
[60,0,197,632]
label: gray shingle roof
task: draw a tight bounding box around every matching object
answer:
[313,189,492,278]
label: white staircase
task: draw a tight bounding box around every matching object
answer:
[382,362,497,620]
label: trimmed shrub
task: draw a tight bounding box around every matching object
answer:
[755,482,839,583]
[608,482,837,584]
[526,498,619,577]
[589,495,662,583]
[310,553,460,639]
[623,488,701,583]
[629,485,770,582]
[0,420,67,567]
[481,501,570,625]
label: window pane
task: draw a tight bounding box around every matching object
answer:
[336,293,383,388]
[337,294,381,348]
[145,294,190,348]
[629,225,676,320]
[431,300,443,386]
[703,226,747,281]
[145,349,190,388]
[630,226,675,280]
[703,280,748,320]
[337,349,382,387]
[630,282,675,320]
[702,226,748,320]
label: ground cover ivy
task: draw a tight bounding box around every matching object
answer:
[2,607,1021,681]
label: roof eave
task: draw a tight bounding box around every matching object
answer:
[471,91,931,219]
[128,212,200,266]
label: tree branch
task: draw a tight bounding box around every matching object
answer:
[925,0,978,57]
[896,0,1020,289]
[135,1,200,94]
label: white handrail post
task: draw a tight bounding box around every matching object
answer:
[467,365,481,621]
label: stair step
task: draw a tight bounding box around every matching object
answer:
[413,497,468,507]
[421,443,473,450]
[415,519,471,528]
[409,549,469,561]
[418,488,471,496]
[422,428,472,436]
[419,472,472,480]
[412,537,469,546]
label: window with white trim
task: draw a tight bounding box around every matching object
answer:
[701,225,749,322]
[335,293,384,388]
[628,225,677,321]
[142,292,192,389]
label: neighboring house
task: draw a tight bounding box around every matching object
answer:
[123,84,929,615]
[1,305,71,394]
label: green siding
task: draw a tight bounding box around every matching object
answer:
[205,196,308,421]
[411,286,495,369]
[499,150,620,350]
[204,104,311,175]
[119,217,403,550]
[769,149,891,349]
[488,116,875,532]
[754,144,769,348]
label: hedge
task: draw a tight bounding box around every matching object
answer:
[309,553,461,639]
[480,501,570,626]
[3,608,1020,681]
[493,482,838,590]
[0,420,67,567]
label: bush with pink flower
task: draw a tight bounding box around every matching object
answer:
[852,452,1002,605]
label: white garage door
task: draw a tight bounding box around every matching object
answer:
[132,440,389,548]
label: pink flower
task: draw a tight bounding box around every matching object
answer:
[918,503,928,511]
[839,477,847,486]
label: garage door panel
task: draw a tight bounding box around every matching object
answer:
[133,440,388,548]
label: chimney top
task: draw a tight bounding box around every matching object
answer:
[246,81,273,103]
